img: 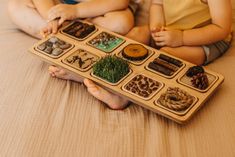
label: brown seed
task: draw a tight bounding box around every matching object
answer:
[60,44,71,50]
[44,46,52,54]
[38,43,46,51]
[52,48,63,56]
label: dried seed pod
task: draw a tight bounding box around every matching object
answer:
[186,66,205,77]
[191,73,209,90]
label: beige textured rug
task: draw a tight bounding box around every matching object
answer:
[0,0,235,156]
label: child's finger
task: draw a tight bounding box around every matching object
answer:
[150,27,156,32]
[151,27,160,33]
[155,41,165,46]
[155,31,165,37]
[48,14,59,22]
[48,11,61,22]
[152,36,165,42]
[52,21,58,34]
[40,28,48,38]
[46,26,52,36]
[58,17,65,26]
[48,7,58,19]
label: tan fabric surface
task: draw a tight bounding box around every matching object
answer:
[0,1,235,157]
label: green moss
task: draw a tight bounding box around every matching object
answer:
[93,56,130,83]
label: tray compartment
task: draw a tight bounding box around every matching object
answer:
[87,32,125,53]
[117,44,154,65]
[61,21,97,41]
[62,49,99,72]
[146,54,185,79]
[35,36,74,59]
[91,56,132,86]
[178,68,218,92]
[122,74,164,100]
[154,87,198,116]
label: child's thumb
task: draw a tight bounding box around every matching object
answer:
[58,18,65,26]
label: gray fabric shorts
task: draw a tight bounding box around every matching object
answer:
[203,40,231,65]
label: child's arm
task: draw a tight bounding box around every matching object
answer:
[32,0,55,19]
[154,0,232,47]
[182,0,232,46]
[48,0,130,25]
[40,19,59,37]
[149,0,165,31]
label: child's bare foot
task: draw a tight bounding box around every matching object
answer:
[126,25,150,45]
[83,79,129,110]
[48,65,83,82]
[48,66,130,110]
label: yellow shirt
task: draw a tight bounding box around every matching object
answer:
[163,0,211,30]
[152,0,232,42]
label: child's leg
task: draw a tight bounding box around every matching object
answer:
[83,79,129,110]
[8,0,61,38]
[48,66,84,82]
[90,8,134,35]
[160,46,206,65]
[48,66,129,109]
[125,25,151,45]
[8,0,46,38]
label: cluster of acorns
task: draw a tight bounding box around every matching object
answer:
[186,66,209,90]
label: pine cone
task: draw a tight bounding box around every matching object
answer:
[191,73,209,90]
[186,66,205,77]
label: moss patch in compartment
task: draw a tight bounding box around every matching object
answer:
[62,21,96,40]
[63,49,99,71]
[123,74,162,100]
[157,87,196,113]
[36,36,72,58]
[92,56,130,84]
[147,54,183,77]
[88,32,124,53]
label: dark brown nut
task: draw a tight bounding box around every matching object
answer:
[60,43,71,50]
[52,48,63,56]
[49,37,58,43]
[44,46,53,54]
[38,43,46,51]
[46,41,53,47]
[57,39,65,45]
[53,43,60,49]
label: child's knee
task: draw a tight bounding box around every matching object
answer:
[8,0,26,20]
[106,9,134,35]
[8,0,18,15]
[116,10,135,35]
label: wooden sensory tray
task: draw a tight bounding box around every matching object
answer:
[28,20,224,124]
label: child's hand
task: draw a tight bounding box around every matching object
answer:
[40,19,59,38]
[48,4,78,25]
[152,30,184,47]
[150,25,163,33]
